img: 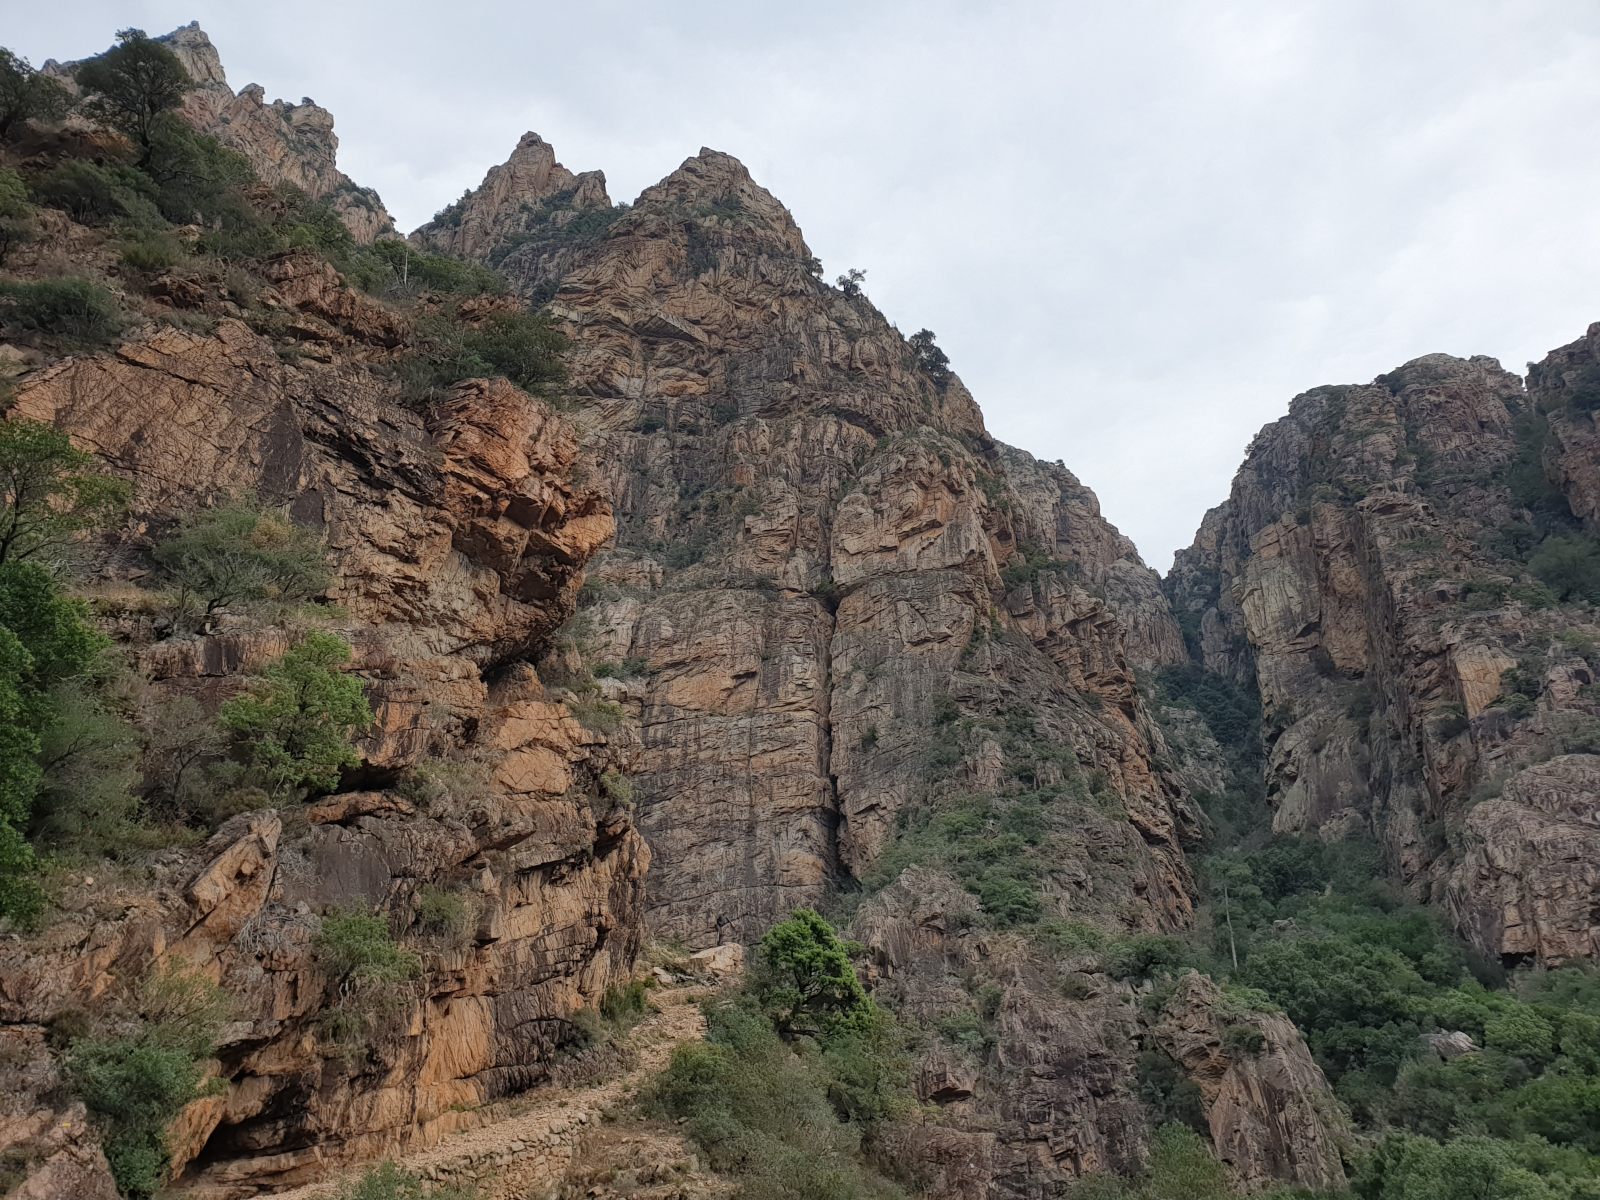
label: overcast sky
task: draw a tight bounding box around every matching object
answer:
[15,2,1600,569]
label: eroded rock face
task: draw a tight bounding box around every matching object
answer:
[517,145,1197,949]
[0,273,641,1191]
[162,22,395,242]
[1169,350,1600,964]
[1150,974,1346,1193]
[406,142,1218,1195]
[412,132,612,270]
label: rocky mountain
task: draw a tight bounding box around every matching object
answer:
[415,130,1344,1195]
[45,23,395,242]
[1168,346,1600,967]
[5,19,1600,1200]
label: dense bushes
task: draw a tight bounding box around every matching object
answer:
[1193,834,1600,1194]
[1528,536,1600,603]
[394,307,567,409]
[0,277,126,348]
[647,910,910,1200]
[65,965,228,1198]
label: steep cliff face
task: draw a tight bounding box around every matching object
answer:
[411,132,613,293]
[406,134,1346,1197]
[1169,350,1600,966]
[0,258,643,1195]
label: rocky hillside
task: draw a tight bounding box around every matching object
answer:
[417,130,1350,1196]
[6,18,1600,1200]
[1169,347,1600,967]
[45,23,395,242]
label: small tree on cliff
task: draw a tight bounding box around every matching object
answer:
[219,632,371,799]
[909,328,951,385]
[0,419,128,569]
[752,908,874,1038]
[0,48,69,141]
[153,499,331,629]
[75,29,192,167]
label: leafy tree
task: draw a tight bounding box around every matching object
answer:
[0,47,70,140]
[0,561,108,923]
[74,29,193,167]
[0,420,128,568]
[752,908,873,1038]
[836,267,867,298]
[219,632,371,798]
[1529,536,1600,603]
[909,328,951,384]
[153,499,331,628]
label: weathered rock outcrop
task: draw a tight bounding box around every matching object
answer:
[497,143,1199,952]
[1169,349,1600,965]
[1149,974,1346,1193]
[0,262,642,1192]
[412,132,611,276]
[159,23,394,242]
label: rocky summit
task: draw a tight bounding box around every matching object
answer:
[2,20,1599,1200]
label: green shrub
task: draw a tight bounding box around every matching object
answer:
[1066,1124,1233,1200]
[396,307,568,410]
[1104,935,1192,982]
[0,166,31,265]
[414,885,476,945]
[29,159,160,226]
[646,1002,907,1200]
[752,908,874,1039]
[218,632,371,799]
[568,694,622,734]
[119,230,185,272]
[314,910,420,1052]
[64,965,226,1199]
[1529,536,1600,603]
[335,1161,479,1200]
[316,910,419,985]
[152,499,331,628]
[0,277,126,348]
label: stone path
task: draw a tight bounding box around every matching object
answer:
[270,987,709,1200]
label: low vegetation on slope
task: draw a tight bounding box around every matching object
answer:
[1149,666,1600,1200]
[647,910,913,1200]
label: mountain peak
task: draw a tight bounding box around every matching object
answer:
[410,131,610,260]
